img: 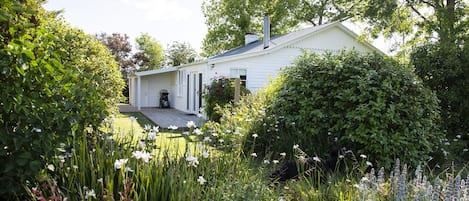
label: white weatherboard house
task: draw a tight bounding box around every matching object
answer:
[129,17,382,114]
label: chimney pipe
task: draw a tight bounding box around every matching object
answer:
[263,14,270,49]
[245,33,259,45]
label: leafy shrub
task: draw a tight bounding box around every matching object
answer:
[203,77,249,121]
[263,51,442,168]
[0,1,123,197]
[211,51,442,168]
[411,43,469,163]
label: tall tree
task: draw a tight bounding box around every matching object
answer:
[294,0,360,26]
[95,33,134,73]
[357,0,468,53]
[133,33,165,70]
[166,41,197,66]
[201,0,300,57]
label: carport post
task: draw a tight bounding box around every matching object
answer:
[137,75,141,111]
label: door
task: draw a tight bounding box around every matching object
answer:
[187,72,203,114]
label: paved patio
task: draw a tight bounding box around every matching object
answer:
[119,105,200,129]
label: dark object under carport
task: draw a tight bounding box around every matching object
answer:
[159,89,170,108]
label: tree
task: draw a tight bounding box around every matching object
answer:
[355,0,468,54]
[201,0,300,57]
[133,33,165,70]
[96,33,134,99]
[95,32,134,73]
[166,41,197,66]
[293,0,360,26]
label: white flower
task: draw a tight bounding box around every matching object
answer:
[366,161,373,167]
[211,132,218,137]
[203,136,212,142]
[280,152,286,157]
[312,156,321,162]
[125,167,134,172]
[464,149,469,152]
[186,121,196,128]
[456,135,461,139]
[144,124,151,131]
[263,160,270,164]
[183,131,189,135]
[85,189,96,199]
[114,159,128,170]
[168,125,178,130]
[197,176,207,185]
[251,153,257,157]
[218,139,224,143]
[147,131,157,140]
[293,144,299,149]
[186,155,199,167]
[97,178,103,183]
[252,134,258,138]
[32,127,42,133]
[132,150,152,163]
[273,160,279,164]
[194,128,203,135]
[138,141,146,147]
[129,116,137,121]
[202,151,209,158]
[278,196,285,201]
[152,126,159,133]
[339,155,345,159]
[360,154,367,159]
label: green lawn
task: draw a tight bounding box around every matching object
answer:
[113,112,201,158]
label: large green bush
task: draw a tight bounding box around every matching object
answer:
[0,1,123,197]
[266,51,442,168]
[210,51,442,168]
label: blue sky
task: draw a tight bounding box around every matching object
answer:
[44,0,207,52]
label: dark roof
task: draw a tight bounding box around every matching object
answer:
[211,22,336,60]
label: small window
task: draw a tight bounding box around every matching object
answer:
[230,69,247,87]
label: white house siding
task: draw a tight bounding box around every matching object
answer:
[209,49,297,92]
[138,72,175,107]
[173,63,208,113]
[293,26,373,53]
[207,27,376,93]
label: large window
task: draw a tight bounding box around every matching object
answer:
[230,68,247,87]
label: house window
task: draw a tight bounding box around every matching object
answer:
[230,68,247,87]
[177,70,186,96]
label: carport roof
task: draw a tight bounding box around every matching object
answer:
[135,66,178,77]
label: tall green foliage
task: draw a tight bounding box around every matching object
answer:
[411,42,469,162]
[0,0,123,197]
[215,51,442,168]
[201,0,299,57]
[133,33,165,70]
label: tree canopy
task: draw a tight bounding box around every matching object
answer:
[201,0,468,56]
[201,0,299,57]
[96,32,134,73]
[133,33,165,70]
[166,41,197,66]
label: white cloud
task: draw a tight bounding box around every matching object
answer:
[120,0,192,21]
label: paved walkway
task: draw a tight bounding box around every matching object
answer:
[119,105,200,129]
